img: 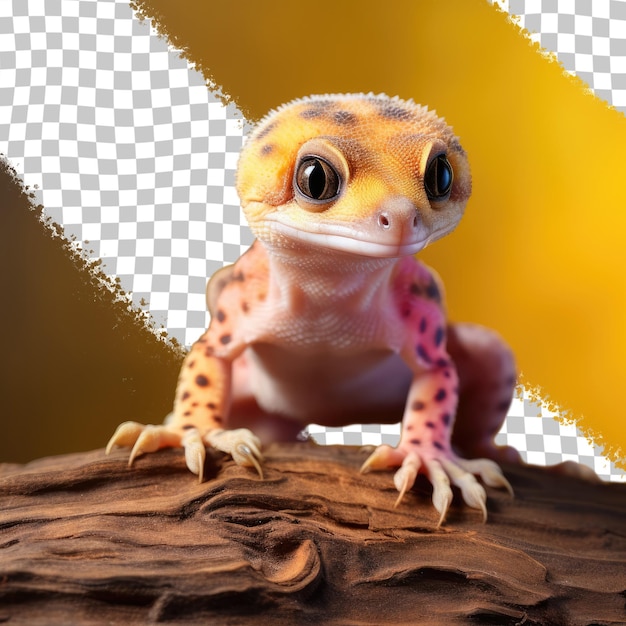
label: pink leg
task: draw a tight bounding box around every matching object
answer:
[447,323,522,465]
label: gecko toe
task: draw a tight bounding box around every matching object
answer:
[360,444,406,474]
[182,430,207,482]
[125,425,181,467]
[457,457,514,497]
[441,459,488,522]
[206,428,265,478]
[105,421,144,455]
[393,453,421,508]
[128,426,158,466]
[425,459,453,528]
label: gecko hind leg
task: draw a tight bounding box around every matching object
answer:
[448,324,600,483]
[447,323,521,465]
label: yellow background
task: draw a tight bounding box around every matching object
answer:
[131,0,626,466]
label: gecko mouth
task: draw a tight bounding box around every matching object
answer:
[264,218,448,258]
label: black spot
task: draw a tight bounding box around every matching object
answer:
[207,402,217,409]
[406,424,413,431]
[187,360,195,369]
[441,413,451,426]
[497,399,511,412]
[436,358,449,368]
[416,344,432,363]
[220,334,232,345]
[377,103,412,120]
[213,415,223,424]
[434,388,447,402]
[310,99,332,107]
[300,108,324,119]
[410,283,422,296]
[450,140,466,155]
[443,370,451,378]
[434,326,445,347]
[181,391,190,401]
[333,110,357,125]
[242,302,249,313]
[410,439,422,446]
[419,317,427,333]
[182,424,195,430]
[192,402,199,407]
[412,400,426,411]
[426,278,441,302]
[183,411,192,417]
[255,121,277,140]
[233,271,245,282]
[216,309,226,323]
[433,441,444,451]
[425,421,435,429]
[195,374,210,387]
[260,143,274,155]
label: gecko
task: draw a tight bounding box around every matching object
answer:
[107,93,520,526]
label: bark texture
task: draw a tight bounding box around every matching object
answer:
[0,442,625,625]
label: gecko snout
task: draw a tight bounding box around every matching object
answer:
[378,211,419,231]
[376,197,421,237]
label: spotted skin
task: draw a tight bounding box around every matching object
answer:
[108,93,519,525]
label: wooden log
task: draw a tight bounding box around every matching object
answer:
[1,442,625,625]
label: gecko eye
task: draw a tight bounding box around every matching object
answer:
[424,153,453,201]
[295,156,341,202]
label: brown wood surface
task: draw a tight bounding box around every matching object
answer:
[0,442,625,625]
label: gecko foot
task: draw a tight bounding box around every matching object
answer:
[361,444,512,526]
[106,421,264,481]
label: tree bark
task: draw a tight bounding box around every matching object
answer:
[0,442,625,625]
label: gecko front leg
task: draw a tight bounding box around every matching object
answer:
[362,354,511,526]
[361,261,512,526]
[107,304,263,481]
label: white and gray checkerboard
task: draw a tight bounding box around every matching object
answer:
[0,0,623,481]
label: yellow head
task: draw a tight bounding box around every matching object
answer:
[236,93,471,258]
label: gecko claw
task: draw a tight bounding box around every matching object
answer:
[425,459,453,528]
[236,444,264,479]
[393,453,421,508]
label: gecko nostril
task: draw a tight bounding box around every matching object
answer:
[378,213,391,230]
[413,214,419,228]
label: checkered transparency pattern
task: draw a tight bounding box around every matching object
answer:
[491,0,626,112]
[310,392,622,482]
[0,0,623,480]
[0,0,251,346]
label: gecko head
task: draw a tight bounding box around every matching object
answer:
[236,93,471,259]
